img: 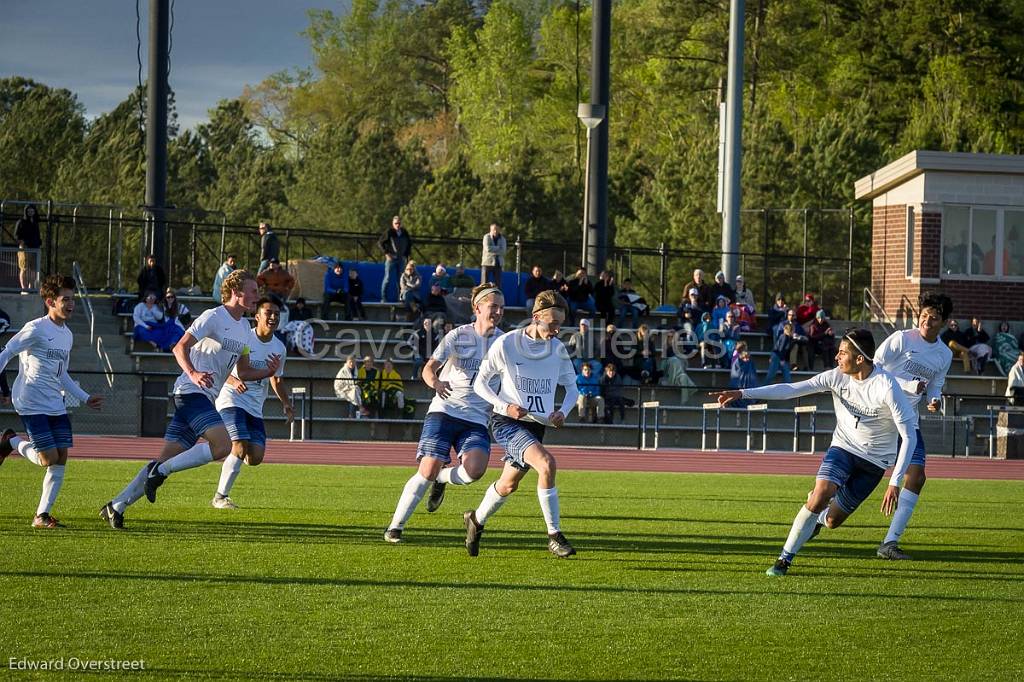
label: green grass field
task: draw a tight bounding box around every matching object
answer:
[2,458,1022,681]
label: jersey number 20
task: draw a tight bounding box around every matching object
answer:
[526,395,545,413]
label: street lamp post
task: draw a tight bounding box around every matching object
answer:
[577,103,606,274]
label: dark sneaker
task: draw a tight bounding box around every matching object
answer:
[547,531,577,558]
[32,513,64,529]
[463,510,483,557]
[143,460,167,503]
[426,480,447,513]
[809,522,824,541]
[383,528,402,544]
[100,502,125,530]
[766,558,791,576]
[0,428,15,466]
[877,541,911,560]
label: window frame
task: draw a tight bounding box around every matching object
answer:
[940,203,1024,282]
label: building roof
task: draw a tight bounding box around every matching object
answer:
[854,150,1024,200]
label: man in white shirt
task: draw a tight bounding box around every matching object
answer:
[211,297,293,509]
[713,328,917,576]
[466,290,580,558]
[384,284,505,543]
[0,274,103,528]
[871,292,954,560]
[101,271,280,529]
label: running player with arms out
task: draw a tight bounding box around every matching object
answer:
[464,290,580,558]
[871,291,953,560]
[211,296,293,509]
[383,283,505,543]
[0,274,103,527]
[101,270,280,529]
[713,329,917,576]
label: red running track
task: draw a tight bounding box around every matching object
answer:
[69,435,1024,481]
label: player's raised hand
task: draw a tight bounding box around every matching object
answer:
[433,379,452,400]
[548,410,565,428]
[265,354,282,375]
[86,395,104,410]
[881,485,900,516]
[506,404,528,419]
[710,390,742,407]
[190,370,215,389]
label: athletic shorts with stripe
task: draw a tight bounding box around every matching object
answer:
[490,414,545,471]
[416,413,490,465]
[164,394,224,449]
[816,446,886,514]
[21,413,73,451]
[219,407,267,448]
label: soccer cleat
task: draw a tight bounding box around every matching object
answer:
[211,496,239,510]
[426,480,447,513]
[463,510,483,557]
[0,428,15,466]
[99,502,124,530]
[143,460,167,503]
[876,541,912,560]
[766,558,791,576]
[547,531,577,558]
[383,528,402,544]
[32,513,64,529]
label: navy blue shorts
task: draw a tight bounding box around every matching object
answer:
[21,413,73,452]
[219,407,267,448]
[897,428,926,468]
[164,394,224,449]
[490,414,545,471]
[416,413,491,465]
[816,446,886,514]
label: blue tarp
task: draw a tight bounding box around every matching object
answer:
[333,261,525,306]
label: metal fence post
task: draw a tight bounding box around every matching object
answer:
[659,241,667,307]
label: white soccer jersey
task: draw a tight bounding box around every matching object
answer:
[0,316,90,416]
[215,331,286,418]
[172,307,253,401]
[428,324,503,426]
[741,367,917,486]
[873,329,953,420]
[474,329,579,423]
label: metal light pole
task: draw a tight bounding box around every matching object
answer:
[577,103,606,274]
[586,0,612,278]
[720,0,745,281]
[145,0,170,269]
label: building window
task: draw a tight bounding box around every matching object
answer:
[905,206,915,277]
[941,204,1023,279]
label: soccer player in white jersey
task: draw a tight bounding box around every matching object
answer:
[212,296,293,509]
[0,274,103,528]
[100,270,280,529]
[871,292,953,560]
[713,329,917,576]
[384,283,505,543]
[465,290,580,558]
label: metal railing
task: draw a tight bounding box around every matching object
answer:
[72,261,115,388]
[863,287,897,336]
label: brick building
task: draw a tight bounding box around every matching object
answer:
[855,150,1024,324]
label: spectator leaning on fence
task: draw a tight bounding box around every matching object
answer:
[257,222,279,275]
[211,255,236,303]
[136,254,167,301]
[14,203,42,292]
[480,223,507,286]
[523,265,552,311]
[322,262,348,320]
[575,361,604,423]
[257,259,295,300]
[334,356,363,418]
[378,215,412,303]
[993,322,1020,376]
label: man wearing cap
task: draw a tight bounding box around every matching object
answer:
[735,275,755,311]
[709,270,736,305]
[679,288,706,329]
[796,293,820,325]
[449,263,475,289]
[684,269,711,310]
[256,259,295,300]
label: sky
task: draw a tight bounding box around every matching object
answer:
[0,0,349,130]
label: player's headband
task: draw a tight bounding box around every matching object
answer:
[472,287,502,306]
[843,333,871,361]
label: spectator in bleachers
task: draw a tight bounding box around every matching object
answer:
[678,287,705,330]
[776,308,809,370]
[594,270,617,323]
[523,265,552,311]
[566,318,600,374]
[15,203,41,292]
[767,293,788,330]
[379,359,408,416]
[161,288,191,330]
[807,309,836,370]
[321,262,348,319]
[346,269,365,320]
[423,282,448,318]
[600,323,622,372]
[686,269,711,310]
[965,317,992,375]
[730,301,756,330]
[600,362,633,424]
[551,270,569,299]
[709,270,735,304]
[764,322,795,383]
[211,254,236,303]
[290,297,313,322]
[430,264,452,294]
[575,361,604,423]
[399,260,422,320]
[333,356,363,418]
[449,262,475,289]
[617,278,642,329]
[729,341,759,406]
[628,324,659,383]
[132,291,182,352]
[734,275,755,312]
[796,293,820,325]
[566,268,597,321]
[136,254,166,301]
[357,355,380,417]
[940,319,972,373]
[410,316,441,380]
[378,215,412,303]
[659,351,698,402]
[257,222,279,275]
[695,312,716,368]
[718,310,742,367]
[1006,351,1024,406]
[480,223,507,285]
[257,259,295,300]
[994,322,1021,376]
[710,295,731,328]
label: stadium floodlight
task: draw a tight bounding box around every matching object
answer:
[577,104,606,271]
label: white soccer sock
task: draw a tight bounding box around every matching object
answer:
[780,505,820,562]
[112,463,150,513]
[157,442,213,476]
[36,464,65,516]
[474,482,509,527]
[12,436,43,466]
[436,465,474,486]
[537,487,561,534]
[817,508,830,526]
[388,472,431,530]
[217,455,244,497]
[883,489,920,544]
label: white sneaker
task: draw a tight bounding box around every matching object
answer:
[212,496,239,510]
